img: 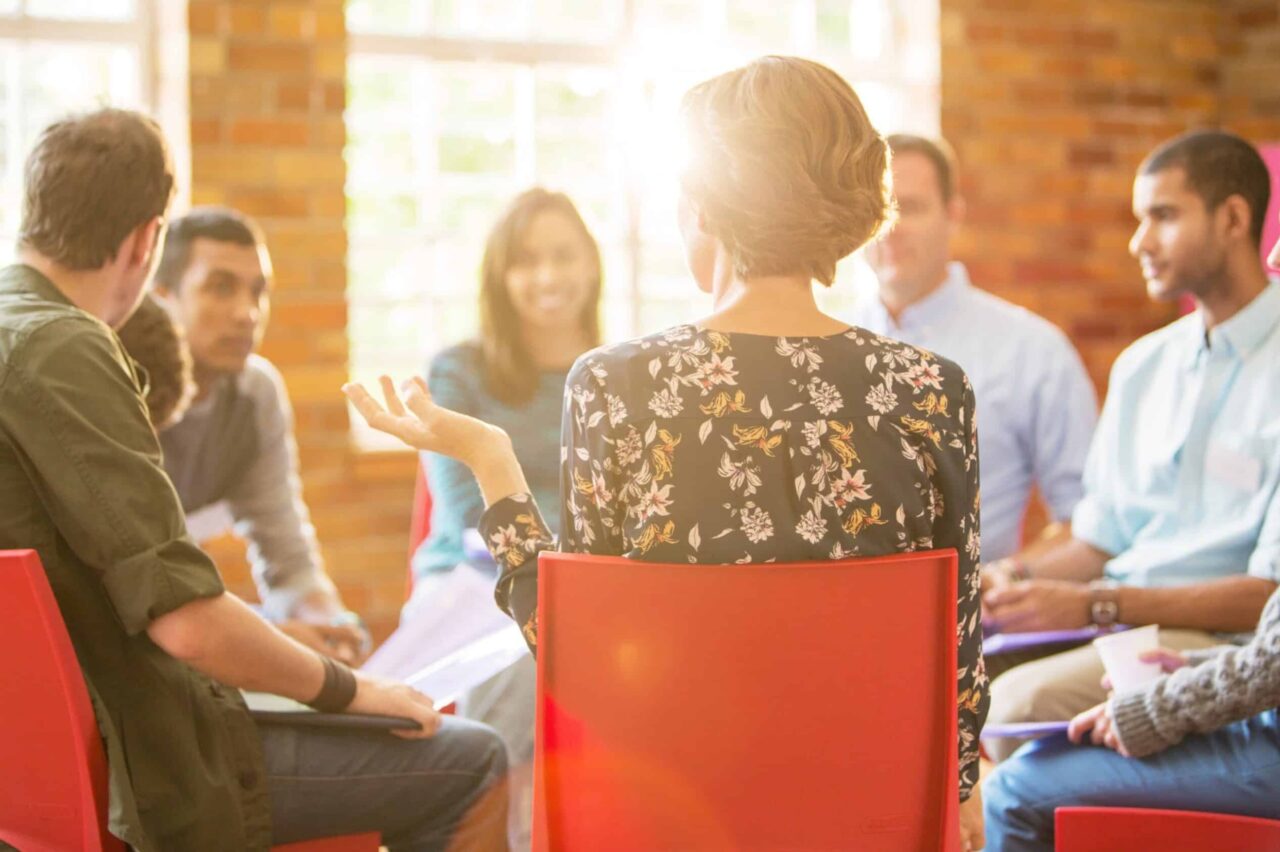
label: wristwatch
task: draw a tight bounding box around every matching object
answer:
[1088,579,1120,627]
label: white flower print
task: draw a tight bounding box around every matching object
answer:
[717,452,762,496]
[776,338,823,372]
[606,393,628,427]
[906,362,944,390]
[807,378,843,415]
[488,524,520,558]
[801,420,827,448]
[740,505,774,543]
[795,510,827,544]
[698,353,738,388]
[831,468,872,504]
[567,494,597,547]
[615,427,643,467]
[649,388,683,418]
[865,383,898,414]
[635,480,674,522]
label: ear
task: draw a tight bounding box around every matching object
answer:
[946,194,966,227]
[126,216,164,270]
[1219,194,1253,245]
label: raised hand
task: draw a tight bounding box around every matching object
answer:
[343,376,508,463]
[343,376,530,507]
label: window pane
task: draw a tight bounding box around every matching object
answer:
[430,0,529,39]
[347,0,429,34]
[532,0,621,42]
[22,41,141,141]
[725,0,798,53]
[0,40,143,266]
[344,0,941,388]
[26,0,135,20]
[0,1,17,16]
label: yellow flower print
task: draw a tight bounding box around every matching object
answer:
[634,520,678,554]
[706,330,732,353]
[699,389,752,418]
[900,415,943,447]
[733,424,783,457]
[843,502,888,537]
[913,393,950,417]
[522,612,539,648]
[650,428,681,481]
[826,420,859,468]
[573,470,594,496]
[957,687,983,714]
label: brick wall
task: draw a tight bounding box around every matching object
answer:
[941,0,1280,394]
[1222,0,1280,139]
[940,0,1228,391]
[185,0,415,643]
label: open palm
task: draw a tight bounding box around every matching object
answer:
[343,375,503,461]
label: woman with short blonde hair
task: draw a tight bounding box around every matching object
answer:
[349,55,987,850]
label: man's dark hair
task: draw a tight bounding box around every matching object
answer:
[19,108,175,269]
[887,134,959,204]
[153,206,267,292]
[1140,130,1271,248]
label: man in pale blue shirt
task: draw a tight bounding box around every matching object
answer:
[983,130,1280,760]
[853,134,1097,563]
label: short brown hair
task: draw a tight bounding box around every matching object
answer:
[154,206,268,293]
[1141,130,1271,248]
[117,293,195,429]
[887,134,959,204]
[19,108,175,270]
[680,56,892,286]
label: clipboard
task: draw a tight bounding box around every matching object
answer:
[241,690,422,731]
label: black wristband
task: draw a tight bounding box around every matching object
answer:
[306,654,357,713]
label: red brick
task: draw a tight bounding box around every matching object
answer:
[228,43,310,74]
[228,118,310,147]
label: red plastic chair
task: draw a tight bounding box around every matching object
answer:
[0,548,379,852]
[532,549,961,852]
[1056,806,1280,851]
[406,456,433,597]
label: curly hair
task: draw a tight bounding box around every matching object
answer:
[680,56,893,286]
[117,294,196,430]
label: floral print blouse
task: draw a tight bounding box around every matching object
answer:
[478,323,989,799]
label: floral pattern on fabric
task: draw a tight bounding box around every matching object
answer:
[483,323,988,798]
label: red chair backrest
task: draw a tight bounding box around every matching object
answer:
[533,549,960,852]
[1056,806,1280,851]
[0,549,124,852]
[405,457,434,597]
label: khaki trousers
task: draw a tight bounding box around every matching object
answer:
[983,628,1224,762]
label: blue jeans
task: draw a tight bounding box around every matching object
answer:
[261,716,509,851]
[984,710,1280,852]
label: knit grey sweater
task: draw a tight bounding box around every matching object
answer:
[1112,587,1280,757]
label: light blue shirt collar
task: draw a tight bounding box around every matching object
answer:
[871,262,971,334]
[1182,278,1280,370]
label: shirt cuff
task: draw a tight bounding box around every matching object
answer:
[1071,497,1127,558]
[478,492,554,574]
[1110,690,1176,758]
[101,538,226,635]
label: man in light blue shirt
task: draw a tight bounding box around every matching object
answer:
[853,135,1097,563]
[983,130,1280,761]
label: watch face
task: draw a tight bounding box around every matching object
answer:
[1092,600,1119,625]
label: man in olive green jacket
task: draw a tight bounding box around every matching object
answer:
[0,109,507,851]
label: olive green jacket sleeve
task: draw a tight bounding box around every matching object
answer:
[1,315,224,632]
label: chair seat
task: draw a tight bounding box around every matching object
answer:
[1055,806,1280,851]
